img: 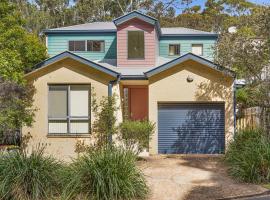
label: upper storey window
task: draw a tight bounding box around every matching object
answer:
[128,31,144,59]
[169,44,180,56]
[69,41,85,51]
[192,44,203,56]
[87,40,105,52]
[68,40,105,52]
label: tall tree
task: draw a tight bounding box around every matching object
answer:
[215,6,270,133]
[0,0,47,143]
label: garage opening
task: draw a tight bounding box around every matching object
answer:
[158,103,225,154]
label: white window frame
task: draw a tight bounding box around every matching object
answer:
[191,44,203,56]
[48,84,91,135]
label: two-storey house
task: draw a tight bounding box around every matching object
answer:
[24,11,235,160]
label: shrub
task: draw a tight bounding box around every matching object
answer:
[75,92,118,154]
[0,149,63,200]
[119,120,155,154]
[225,128,270,183]
[62,147,148,200]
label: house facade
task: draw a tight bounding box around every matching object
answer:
[23,11,235,160]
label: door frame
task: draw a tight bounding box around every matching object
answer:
[123,85,149,120]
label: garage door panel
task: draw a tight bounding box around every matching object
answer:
[158,103,225,154]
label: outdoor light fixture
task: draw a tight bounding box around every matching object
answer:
[187,75,194,82]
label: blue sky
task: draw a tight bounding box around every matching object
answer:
[175,0,270,14]
[185,0,269,8]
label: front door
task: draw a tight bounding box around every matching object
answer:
[124,86,148,121]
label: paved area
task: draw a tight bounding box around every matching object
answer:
[242,195,270,200]
[138,156,267,200]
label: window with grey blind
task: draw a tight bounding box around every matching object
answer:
[128,31,144,59]
[68,41,86,51]
[87,40,105,52]
[169,44,180,56]
[48,85,90,134]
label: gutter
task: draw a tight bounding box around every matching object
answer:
[120,75,148,80]
[43,30,116,34]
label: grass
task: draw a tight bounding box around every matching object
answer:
[262,183,270,189]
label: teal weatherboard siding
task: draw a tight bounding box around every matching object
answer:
[47,33,117,60]
[159,36,217,61]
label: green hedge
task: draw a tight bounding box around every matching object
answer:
[225,128,270,183]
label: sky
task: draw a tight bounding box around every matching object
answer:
[175,0,270,14]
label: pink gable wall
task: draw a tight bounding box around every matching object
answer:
[117,18,156,67]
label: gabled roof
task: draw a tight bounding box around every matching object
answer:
[26,52,234,79]
[113,10,157,26]
[26,51,120,77]
[43,11,217,37]
[113,11,162,36]
[144,53,235,77]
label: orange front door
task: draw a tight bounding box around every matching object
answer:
[129,87,148,121]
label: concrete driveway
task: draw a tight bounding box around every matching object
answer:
[138,156,267,200]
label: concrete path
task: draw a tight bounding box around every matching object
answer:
[138,156,267,200]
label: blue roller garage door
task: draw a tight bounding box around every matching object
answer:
[158,103,225,154]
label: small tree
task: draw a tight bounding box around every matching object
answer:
[91,92,118,149]
[0,78,36,145]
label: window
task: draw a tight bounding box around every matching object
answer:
[68,41,86,51]
[128,31,144,59]
[87,40,105,52]
[48,85,90,134]
[169,44,180,56]
[192,44,203,56]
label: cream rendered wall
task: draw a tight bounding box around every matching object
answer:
[148,60,234,154]
[23,59,115,161]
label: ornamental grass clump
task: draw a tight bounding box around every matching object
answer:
[0,149,63,200]
[62,147,149,200]
[225,128,270,183]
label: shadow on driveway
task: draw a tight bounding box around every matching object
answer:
[139,156,267,200]
[179,156,267,200]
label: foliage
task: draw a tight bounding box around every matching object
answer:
[62,147,148,200]
[0,149,63,200]
[215,6,270,133]
[75,90,118,153]
[0,0,47,75]
[0,0,47,142]
[11,0,261,36]
[91,91,118,150]
[0,79,36,135]
[119,120,155,154]
[225,128,270,183]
